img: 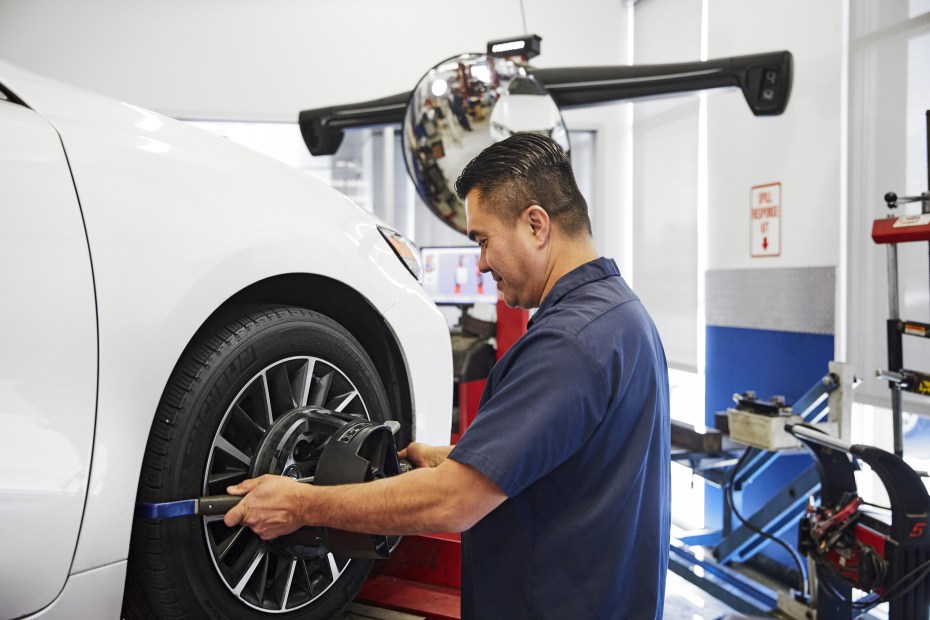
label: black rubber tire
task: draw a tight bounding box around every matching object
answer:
[124,305,392,619]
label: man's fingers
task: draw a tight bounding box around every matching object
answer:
[224,502,245,527]
[227,475,267,496]
[224,475,269,527]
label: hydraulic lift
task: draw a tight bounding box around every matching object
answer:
[670,365,930,620]
[669,363,854,617]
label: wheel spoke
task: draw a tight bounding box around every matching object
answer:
[215,524,249,562]
[231,404,267,441]
[268,364,297,414]
[280,559,297,610]
[328,389,359,412]
[207,469,248,492]
[326,553,345,581]
[214,436,251,467]
[308,370,333,407]
[255,552,269,606]
[295,358,316,407]
[297,559,314,592]
[232,546,267,596]
[260,373,274,426]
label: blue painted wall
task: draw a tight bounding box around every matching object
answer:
[705,326,835,431]
[705,325,834,570]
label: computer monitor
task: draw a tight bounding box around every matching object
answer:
[420,246,498,305]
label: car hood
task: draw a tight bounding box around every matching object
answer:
[0,60,412,315]
[0,60,373,216]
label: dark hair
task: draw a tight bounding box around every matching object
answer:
[454,133,591,236]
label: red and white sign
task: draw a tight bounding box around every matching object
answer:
[751,182,781,257]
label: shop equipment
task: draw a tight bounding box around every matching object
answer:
[788,423,930,620]
[872,109,930,456]
[135,407,408,560]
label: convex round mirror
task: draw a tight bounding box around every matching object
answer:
[402,53,570,234]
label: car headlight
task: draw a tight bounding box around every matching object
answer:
[378,226,423,282]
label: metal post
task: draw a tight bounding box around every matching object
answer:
[888,243,900,320]
[827,362,855,443]
[891,387,904,456]
[887,243,905,456]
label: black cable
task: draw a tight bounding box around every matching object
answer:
[859,498,892,512]
[813,540,930,611]
[872,546,888,589]
[878,556,930,603]
[813,556,882,612]
[725,448,808,595]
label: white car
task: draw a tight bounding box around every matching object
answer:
[0,60,452,620]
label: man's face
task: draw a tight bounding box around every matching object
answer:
[465,189,544,309]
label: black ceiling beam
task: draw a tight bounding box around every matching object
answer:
[298,50,792,157]
[534,51,792,115]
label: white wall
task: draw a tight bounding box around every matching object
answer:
[625,0,846,370]
[631,0,703,371]
[0,0,631,262]
[706,0,844,272]
[703,0,930,419]
[0,0,625,118]
[0,0,501,119]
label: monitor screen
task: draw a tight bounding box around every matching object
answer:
[421,246,498,305]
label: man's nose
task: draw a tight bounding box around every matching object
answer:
[477,249,490,273]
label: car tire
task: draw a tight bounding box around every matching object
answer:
[124,304,392,619]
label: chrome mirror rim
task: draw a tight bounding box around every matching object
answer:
[400,53,570,235]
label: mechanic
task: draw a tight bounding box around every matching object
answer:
[225,132,671,619]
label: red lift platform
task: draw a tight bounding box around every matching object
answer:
[356,300,528,618]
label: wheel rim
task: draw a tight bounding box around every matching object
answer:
[202,355,371,613]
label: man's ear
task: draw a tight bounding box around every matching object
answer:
[524,205,551,246]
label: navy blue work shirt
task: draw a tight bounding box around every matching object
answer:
[449,257,670,619]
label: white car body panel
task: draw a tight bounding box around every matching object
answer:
[23,563,125,620]
[0,61,452,617]
[0,100,98,619]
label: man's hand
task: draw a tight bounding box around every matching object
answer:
[398,442,453,469]
[224,475,309,540]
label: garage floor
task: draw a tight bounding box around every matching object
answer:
[662,570,740,619]
[345,569,741,619]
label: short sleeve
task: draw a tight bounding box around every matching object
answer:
[449,327,610,497]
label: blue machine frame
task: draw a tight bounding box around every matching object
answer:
[670,369,848,617]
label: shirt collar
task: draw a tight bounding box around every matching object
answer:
[528,257,621,328]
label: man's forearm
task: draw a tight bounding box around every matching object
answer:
[299,459,504,535]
